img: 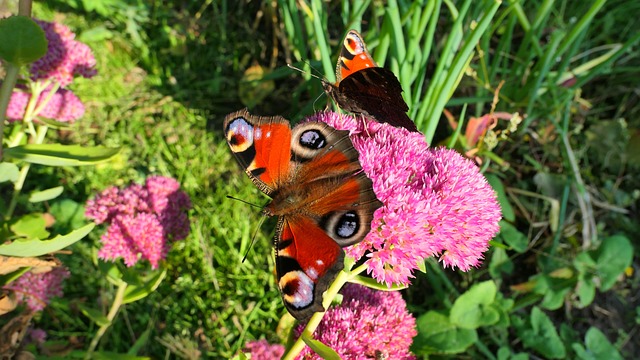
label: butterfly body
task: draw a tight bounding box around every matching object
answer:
[323,30,418,132]
[224,109,381,320]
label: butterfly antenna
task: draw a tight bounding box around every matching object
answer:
[226,195,262,209]
[287,63,325,82]
[242,215,267,263]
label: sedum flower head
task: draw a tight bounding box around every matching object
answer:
[3,267,70,312]
[31,20,97,86]
[6,87,85,123]
[244,339,285,360]
[295,284,417,359]
[85,176,192,269]
[308,112,502,286]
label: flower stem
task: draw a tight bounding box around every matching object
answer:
[0,63,20,161]
[282,261,366,359]
[85,281,128,359]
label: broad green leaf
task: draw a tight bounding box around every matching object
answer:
[498,221,528,253]
[497,347,528,360]
[10,213,49,239]
[0,223,94,256]
[29,186,64,203]
[50,199,86,231]
[412,311,477,355]
[541,288,570,310]
[593,235,633,290]
[450,280,499,329]
[489,247,513,278]
[518,307,566,359]
[78,303,110,326]
[300,333,341,360]
[572,327,623,360]
[576,273,596,307]
[0,16,47,65]
[123,269,167,304]
[486,174,514,222]
[349,275,408,291]
[4,144,120,166]
[0,163,19,183]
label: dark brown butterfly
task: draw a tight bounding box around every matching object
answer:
[322,30,418,132]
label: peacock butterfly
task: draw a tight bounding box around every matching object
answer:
[322,29,419,132]
[224,109,382,320]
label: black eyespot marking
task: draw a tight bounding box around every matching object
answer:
[299,130,326,150]
[335,211,359,238]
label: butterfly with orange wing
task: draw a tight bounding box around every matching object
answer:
[224,109,382,320]
[322,29,419,132]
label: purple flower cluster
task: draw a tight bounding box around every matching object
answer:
[85,176,192,269]
[243,339,285,359]
[294,284,416,359]
[6,87,85,123]
[3,267,70,312]
[31,20,97,87]
[308,112,502,286]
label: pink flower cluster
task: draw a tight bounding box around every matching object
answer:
[31,20,97,87]
[243,339,285,359]
[6,87,85,123]
[309,112,502,286]
[295,284,417,359]
[85,176,192,269]
[244,284,416,359]
[3,267,70,312]
[5,19,96,124]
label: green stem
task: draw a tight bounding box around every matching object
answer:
[282,270,351,359]
[4,124,48,220]
[0,63,20,161]
[85,281,128,359]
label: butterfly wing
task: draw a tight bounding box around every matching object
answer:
[272,121,382,320]
[223,109,293,196]
[337,68,418,132]
[335,29,377,83]
[327,30,419,132]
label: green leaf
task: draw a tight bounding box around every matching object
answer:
[0,223,94,256]
[450,280,499,329]
[576,273,596,307]
[517,307,566,359]
[50,199,86,231]
[29,186,64,202]
[91,352,151,360]
[498,221,528,253]
[489,247,513,278]
[0,162,20,183]
[4,144,120,166]
[10,213,49,239]
[572,327,623,360]
[349,275,408,291]
[486,174,515,222]
[593,235,633,290]
[127,328,151,355]
[412,311,477,355]
[78,303,110,326]
[123,269,167,304]
[0,16,47,65]
[301,333,341,360]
